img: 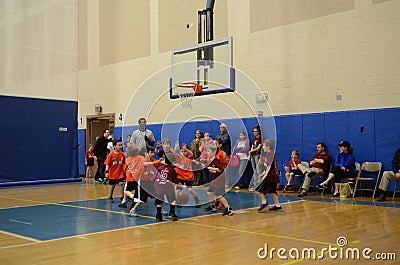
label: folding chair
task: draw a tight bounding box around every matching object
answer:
[393,180,399,200]
[354,162,382,198]
[339,162,361,197]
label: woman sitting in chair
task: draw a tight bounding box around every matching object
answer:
[317,141,357,197]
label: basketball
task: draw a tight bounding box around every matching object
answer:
[176,190,190,205]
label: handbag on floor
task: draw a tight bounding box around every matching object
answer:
[339,182,353,198]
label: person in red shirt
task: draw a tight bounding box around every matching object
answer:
[256,139,283,212]
[104,140,125,204]
[202,144,233,216]
[298,142,332,197]
[175,143,201,207]
[119,144,144,208]
[85,144,95,178]
[248,125,263,191]
[284,150,301,191]
[153,153,179,221]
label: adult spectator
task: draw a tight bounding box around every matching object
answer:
[248,125,263,191]
[232,132,250,189]
[216,123,231,156]
[317,141,356,197]
[190,130,202,160]
[376,148,400,201]
[130,118,155,156]
[297,142,332,197]
[124,135,131,150]
[191,130,203,185]
[94,129,112,182]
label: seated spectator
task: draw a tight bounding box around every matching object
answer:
[376,148,400,201]
[317,141,356,197]
[297,143,332,197]
[283,150,301,191]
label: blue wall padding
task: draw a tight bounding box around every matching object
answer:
[79,107,400,191]
[78,129,86,175]
[324,111,349,155]
[302,114,325,160]
[349,110,376,162]
[0,95,80,186]
[280,115,303,160]
[375,108,400,191]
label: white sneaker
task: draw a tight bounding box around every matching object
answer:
[234,186,240,190]
[249,187,255,192]
[129,210,138,217]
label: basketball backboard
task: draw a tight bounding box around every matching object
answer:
[169,37,235,99]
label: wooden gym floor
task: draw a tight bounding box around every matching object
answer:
[0,179,399,265]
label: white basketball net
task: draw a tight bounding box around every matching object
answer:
[175,83,197,109]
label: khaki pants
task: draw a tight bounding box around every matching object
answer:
[297,164,325,192]
[378,171,398,191]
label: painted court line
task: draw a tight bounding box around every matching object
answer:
[9,219,32,225]
[0,195,131,216]
[0,229,41,244]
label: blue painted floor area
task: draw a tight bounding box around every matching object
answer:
[0,191,398,241]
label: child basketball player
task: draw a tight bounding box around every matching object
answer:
[104,139,125,204]
[175,143,201,207]
[85,144,95,178]
[203,144,233,216]
[119,144,143,208]
[256,139,283,212]
[153,153,179,221]
[155,138,174,158]
[129,147,159,217]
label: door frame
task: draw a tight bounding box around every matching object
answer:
[86,113,115,151]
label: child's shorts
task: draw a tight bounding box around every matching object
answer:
[208,186,225,196]
[109,178,125,185]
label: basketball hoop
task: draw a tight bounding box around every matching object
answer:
[174,82,202,109]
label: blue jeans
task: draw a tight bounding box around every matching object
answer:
[249,155,263,189]
[235,159,250,187]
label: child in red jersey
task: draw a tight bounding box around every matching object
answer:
[284,150,301,191]
[119,144,144,208]
[128,147,158,216]
[85,144,95,178]
[153,153,179,221]
[175,143,201,207]
[104,139,125,204]
[214,138,229,169]
[155,138,174,158]
[203,144,233,216]
[256,139,283,212]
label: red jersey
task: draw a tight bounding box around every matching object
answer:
[85,150,94,161]
[250,136,262,156]
[175,154,194,181]
[104,151,125,180]
[288,159,301,170]
[125,155,145,182]
[154,164,177,195]
[208,157,225,188]
[262,151,279,183]
[143,157,158,181]
[216,149,228,169]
